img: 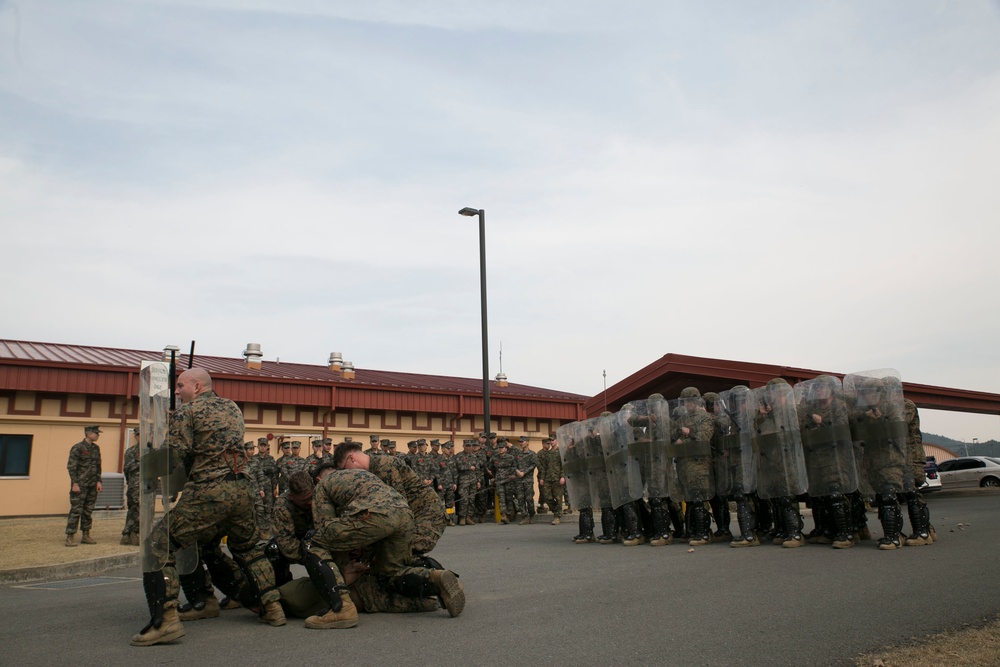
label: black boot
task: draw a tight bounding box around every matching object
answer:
[878,500,903,550]
[807,497,829,543]
[667,499,686,539]
[731,494,759,547]
[829,495,853,548]
[709,495,732,542]
[689,503,711,546]
[754,495,772,539]
[905,495,931,546]
[573,508,596,543]
[648,498,672,546]
[781,499,804,548]
[850,492,871,541]
[597,507,618,544]
[621,503,642,546]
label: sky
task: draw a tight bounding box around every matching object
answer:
[1,1,998,441]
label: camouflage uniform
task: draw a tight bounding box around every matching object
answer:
[243,444,268,536]
[902,398,934,546]
[368,454,446,555]
[257,439,278,529]
[66,433,102,537]
[512,441,537,523]
[669,389,716,545]
[122,441,141,540]
[276,450,299,493]
[278,575,439,616]
[536,439,563,520]
[454,442,480,522]
[146,391,279,613]
[491,444,518,522]
[437,444,458,524]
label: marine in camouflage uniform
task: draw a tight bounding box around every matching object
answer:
[66,425,103,546]
[334,442,446,555]
[256,438,278,532]
[454,440,481,524]
[131,368,284,647]
[243,442,268,537]
[669,388,716,546]
[513,437,537,524]
[902,398,934,546]
[304,440,326,477]
[365,435,381,456]
[491,439,518,523]
[310,467,464,620]
[437,442,458,525]
[535,436,563,524]
[121,427,141,545]
[275,441,297,493]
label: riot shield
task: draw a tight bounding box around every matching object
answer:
[844,369,913,495]
[581,415,614,509]
[601,405,644,509]
[665,395,716,502]
[794,375,857,496]
[139,361,197,574]
[557,422,593,511]
[635,395,672,499]
[752,380,808,500]
[712,385,758,496]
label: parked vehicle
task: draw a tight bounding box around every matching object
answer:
[935,456,1000,489]
[921,456,942,492]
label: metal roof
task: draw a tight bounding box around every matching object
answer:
[584,353,1000,418]
[0,339,586,404]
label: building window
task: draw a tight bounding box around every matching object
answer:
[0,435,32,476]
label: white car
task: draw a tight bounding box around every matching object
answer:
[935,456,1000,489]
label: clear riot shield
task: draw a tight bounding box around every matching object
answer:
[712,386,758,497]
[844,369,913,495]
[582,415,614,509]
[139,361,197,574]
[601,406,644,509]
[794,375,857,496]
[752,381,808,500]
[557,422,593,511]
[633,396,671,499]
[665,396,716,503]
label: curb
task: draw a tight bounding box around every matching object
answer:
[0,552,139,586]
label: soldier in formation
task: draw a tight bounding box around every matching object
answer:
[66,424,103,547]
[121,426,141,545]
[536,436,564,525]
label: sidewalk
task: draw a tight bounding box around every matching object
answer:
[0,512,139,585]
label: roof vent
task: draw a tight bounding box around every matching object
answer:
[328,352,343,372]
[495,372,508,388]
[243,343,263,370]
[341,361,355,379]
[162,344,180,362]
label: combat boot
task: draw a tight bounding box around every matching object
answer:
[573,509,596,543]
[179,596,220,621]
[65,533,78,547]
[305,596,358,629]
[500,514,509,525]
[430,569,465,618]
[730,496,759,548]
[877,501,904,551]
[780,501,805,548]
[596,507,618,544]
[688,504,711,546]
[258,600,287,626]
[519,515,531,525]
[80,531,96,545]
[621,504,643,546]
[457,517,466,526]
[551,516,560,525]
[904,498,931,547]
[131,602,185,646]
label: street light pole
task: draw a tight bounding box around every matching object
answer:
[459,207,490,437]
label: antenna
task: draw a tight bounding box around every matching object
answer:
[499,341,503,373]
[603,369,607,411]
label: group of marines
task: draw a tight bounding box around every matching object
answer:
[557,369,933,553]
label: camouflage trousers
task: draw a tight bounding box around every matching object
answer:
[66,484,99,534]
[496,482,516,517]
[277,576,438,617]
[514,479,535,517]
[410,492,447,555]
[456,476,478,518]
[149,477,278,605]
[677,457,714,503]
[312,508,420,580]
[539,480,563,517]
[122,486,140,536]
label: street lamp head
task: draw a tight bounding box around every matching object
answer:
[458,207,480,217]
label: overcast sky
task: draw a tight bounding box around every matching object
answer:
[1,1,998,441]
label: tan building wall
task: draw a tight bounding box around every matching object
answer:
[0,388,558,517]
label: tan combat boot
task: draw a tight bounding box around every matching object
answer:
[179,596,220,621]
[519,516,531,525]
[130,602,185,646]
[65,533,78,547]
[551,517,560,525]
[304,595,359,629]
[429,570,465,618]
[80,531,96,545]
[258,600,286,626]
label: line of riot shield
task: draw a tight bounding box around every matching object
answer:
[844,369,913,496]
[665,394,716,503]
[557,422,593,511]
[752,380,808,500]
[633,395,672,499]
[712,385,758,497]
[794,375,858,496]
[139,361,197,574]
[601,405,644,509]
